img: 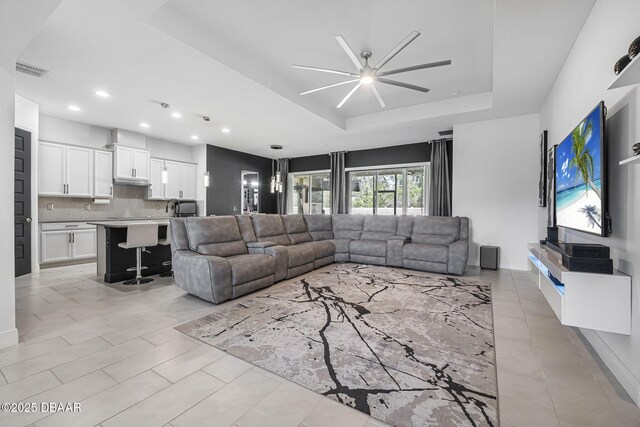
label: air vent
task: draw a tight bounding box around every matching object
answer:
[438,129,453,137]
[16,62,49,78]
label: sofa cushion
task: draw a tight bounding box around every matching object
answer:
[361,215,398,241]
[332,214,364,239]
[411,216,461,246]
[251,214,290,246]
[403,243,448,264]
[396,215,415,238]
[329,239,351,253]
[235,215,257,243]
[350,240,387,258]
[286,245,315,268]
[185,216,247,256]
[299,240,335,260]
[304,215,334,241]
[281,215,312,245]
[227,254,275,286]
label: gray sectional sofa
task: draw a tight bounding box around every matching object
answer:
[170,214,469,304]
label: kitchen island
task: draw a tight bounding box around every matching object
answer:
[88,219,171,283]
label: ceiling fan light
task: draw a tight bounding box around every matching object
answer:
[360,75,374,85]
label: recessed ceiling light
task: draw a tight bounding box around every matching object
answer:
[67,105,80,111]
[221,127,231,134]
[95,90,110,98]
[140,122,150,128]
[190,135,199,140]
[171,112,182,118]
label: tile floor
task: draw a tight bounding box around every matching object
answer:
[1,262,638,427]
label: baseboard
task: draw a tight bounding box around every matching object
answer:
[581,328,640,406]
[0,328,19,350]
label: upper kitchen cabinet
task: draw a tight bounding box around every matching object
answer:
[147,158,197,200]
[39,142,93,197]
[113,145,150,184]
[94,150,113,198]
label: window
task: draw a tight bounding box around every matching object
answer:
[349,164,429,215]
[288,172,331,214]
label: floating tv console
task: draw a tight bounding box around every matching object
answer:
[528,243,631,335]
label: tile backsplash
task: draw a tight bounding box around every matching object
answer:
[39,185,174,221]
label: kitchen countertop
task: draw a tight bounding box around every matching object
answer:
[40,217,172,223]
[87,219,171,228]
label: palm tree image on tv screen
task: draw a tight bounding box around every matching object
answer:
[555,103,604,235]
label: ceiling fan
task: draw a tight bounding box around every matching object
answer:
[292,31,451,109]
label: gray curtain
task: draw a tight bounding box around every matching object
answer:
[277,158,289,214]
[428,139,451,216]
[330,151,346,214]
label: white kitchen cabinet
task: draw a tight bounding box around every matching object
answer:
[179,163,197,199]
[41,230,72,263]
[66,146,93,197]
[39,142,93,197]
[39,142,66,195]
[148,158,165,200]
[164,161,182,199]
[94,150,113,198]
[113,145,151,183]
[40,222,96,264]
[147,158,197,200]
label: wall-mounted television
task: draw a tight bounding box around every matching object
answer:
[555,101,608,237]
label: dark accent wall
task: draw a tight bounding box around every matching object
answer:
[206,145,277,215]
[289,141,452,172]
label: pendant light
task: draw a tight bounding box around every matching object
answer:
[270,144,283,193]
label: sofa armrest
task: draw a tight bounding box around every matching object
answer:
[447,240,469,275]
[386,237,408,267]
[172,250,232,303]
[264,245,289,282]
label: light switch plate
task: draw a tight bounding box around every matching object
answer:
[85,204,91,211]
[47,204,54,210]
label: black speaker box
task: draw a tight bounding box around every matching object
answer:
[563,243,610,258]
[561,253,613,274]
[547,226,558,242]
[480,246,499,270]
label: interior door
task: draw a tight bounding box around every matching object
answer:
[94,150,113,198]
[15,128,31,277]
[38,141,65,195]
[66,146,93,196]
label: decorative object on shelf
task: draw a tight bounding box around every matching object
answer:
[614,54,631,75]
[629,35,640,59]
[269,145,283,193]
[633,142,640,156]
[538,130,548,207]
[546,146,556,226]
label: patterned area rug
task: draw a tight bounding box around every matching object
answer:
[176,264,497,426]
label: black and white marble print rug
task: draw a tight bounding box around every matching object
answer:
[176,264,498,426]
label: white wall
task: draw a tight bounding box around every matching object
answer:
[0,67,18,349]
[453,113,540,270]
[539,0,640,405]
[15,95,40,273]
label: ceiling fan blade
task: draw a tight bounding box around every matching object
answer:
[337,83,362,108]
[373,31,420,71]
[376,60,451,77]
[370,84,385,108]
[300,79,360,95]
[334,36,363,70]
[292,65,358,77]
[377,77,430,93]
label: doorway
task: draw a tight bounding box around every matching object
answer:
[15,128,32,277]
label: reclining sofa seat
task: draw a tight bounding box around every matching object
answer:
[169,216,276,304]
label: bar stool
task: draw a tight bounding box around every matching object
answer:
[118,223,159,285]
[158,224,173,278]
